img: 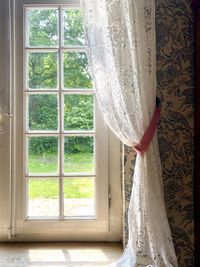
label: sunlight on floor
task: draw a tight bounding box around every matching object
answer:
[0,242,122,267]
[28,249,66,262]
[28,248,108,262]
[65,248,109,262]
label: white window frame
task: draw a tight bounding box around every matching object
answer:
[23,5,98,220]
[0,0,122,242]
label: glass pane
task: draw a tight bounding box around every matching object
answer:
[64,94,93,131]
[63,52,92,89]
[28,137,58,174]
[63,9,85,47]
[27,178,59,217]
[64,178,95,217]
[64,136,94,174]
[28,52,58,89]
[27,8,58,47]
[29,94,58,131]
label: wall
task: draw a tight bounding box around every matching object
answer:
[0,0,9,239]
[0,0,8,112]
[123,0,194,266]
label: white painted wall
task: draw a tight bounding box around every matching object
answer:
[0,0,9,239]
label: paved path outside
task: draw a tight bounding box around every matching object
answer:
[28,198,95,217]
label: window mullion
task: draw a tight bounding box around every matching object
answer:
[25,47,59,51]
[59,5,64,221]
[61,47,86,52]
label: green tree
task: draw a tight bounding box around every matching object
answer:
[28,8,93,154]
[28,9,58,47]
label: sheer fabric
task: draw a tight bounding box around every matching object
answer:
[81,0,178,266]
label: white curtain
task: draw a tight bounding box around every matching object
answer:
[81,0,178,266]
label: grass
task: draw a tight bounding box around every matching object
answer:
[28,178,94,199]
[28,152,94,174]
[28,152,95,199]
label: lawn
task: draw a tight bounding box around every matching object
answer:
[28,152,94,174]
[28,152,95,199]
[28,178,94,199]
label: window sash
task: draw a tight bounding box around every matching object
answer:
[24,4,96,219]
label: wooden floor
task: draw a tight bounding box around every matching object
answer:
[0,242,122,267]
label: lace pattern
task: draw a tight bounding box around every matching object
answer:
[81,0,178,266]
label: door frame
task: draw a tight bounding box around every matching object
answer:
[12,0,122,242]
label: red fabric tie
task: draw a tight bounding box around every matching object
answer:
[133,107,161,155]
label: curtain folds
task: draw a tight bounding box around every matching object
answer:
[81,0,178,266]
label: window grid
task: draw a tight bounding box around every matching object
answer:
[24,6,96,219]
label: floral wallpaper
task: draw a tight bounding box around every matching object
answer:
[123,0,194,266]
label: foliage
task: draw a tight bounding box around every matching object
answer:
[63,52,92,89]
[63,9,85,46]
[28,8,93,155]
[64,94,93,130]
[29,94,58,131]
[28,9,58,47]
[29,52,57,89]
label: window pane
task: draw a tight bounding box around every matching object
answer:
[63,9,85,47]
[29,94,58,131]
[64,178,95,217]
[28,137,58,174]
[63,52,92,89]
[64,94,93,131]
[27,8,58,47]
[64,136,94,174]
[28,52,58,89]
[27,178,59,217]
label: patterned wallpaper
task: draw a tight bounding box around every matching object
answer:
[123,0,194,266]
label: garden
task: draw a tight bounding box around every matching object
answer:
[27,8,94,201]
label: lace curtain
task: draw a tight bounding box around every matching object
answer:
[81,0,178,266]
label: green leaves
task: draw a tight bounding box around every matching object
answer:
[29,52,58,89]
[63,9,85,46]
[28,9,58,47]
[27,9,94,155]
[29,94,58,131]
[64,94,93,131]
[64,52,92,88]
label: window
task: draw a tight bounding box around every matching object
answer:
[24,6,96,220]
[0,0,122,242]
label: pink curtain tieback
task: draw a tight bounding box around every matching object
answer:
[133,104,161,155]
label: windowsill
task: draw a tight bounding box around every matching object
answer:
[0,242,122,266]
